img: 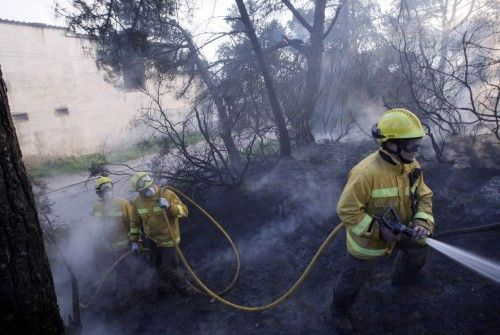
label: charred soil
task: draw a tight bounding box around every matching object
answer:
[77,141,500,335]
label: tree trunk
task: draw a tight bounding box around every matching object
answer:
[235,0,292,157]
[0,66,64,334]
[295,0,327,145]
[282,0,342,145]
[196,57,244,171]
[173,22,245,169]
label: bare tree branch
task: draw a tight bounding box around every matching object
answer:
[281,0,313,32]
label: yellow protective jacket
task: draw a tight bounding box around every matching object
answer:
[92,197,132,250]
[129,186,188,247]
[337,149,434,260]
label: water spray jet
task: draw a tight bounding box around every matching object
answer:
[379,208,500,284]
[424,237,500,284]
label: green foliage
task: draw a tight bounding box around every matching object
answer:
[107,140,160,163]
[28,153,107,179]
[27,133,204,180]
[183,131,204,146]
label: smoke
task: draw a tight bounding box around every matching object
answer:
[189,145,349,315]
[39,142,367,334]
[313,89,384,143]
[38,177,154,334]
[142,146,353,334]
[49,212,150,309]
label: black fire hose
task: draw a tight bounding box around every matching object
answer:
[433,222,500,238]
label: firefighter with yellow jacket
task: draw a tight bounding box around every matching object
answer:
[92,176,132,252]
[331,109,435,333]
[129,172,188,293]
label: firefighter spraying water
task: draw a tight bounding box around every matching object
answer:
[62,109,500,334]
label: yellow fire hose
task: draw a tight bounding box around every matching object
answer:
[79,185,242,308]
[79,251,132,308]
[79,186,345,311]
[163,186,241,296]
[161,186,345,311]
[63,184,500,312]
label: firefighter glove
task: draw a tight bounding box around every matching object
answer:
[158,197,170,209]
[411,225,430,241]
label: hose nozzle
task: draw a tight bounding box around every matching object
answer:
[379,208,414,237]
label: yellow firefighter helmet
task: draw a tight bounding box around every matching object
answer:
[372,108,425,143]
[131,172,154,192]
[95,176,113,191]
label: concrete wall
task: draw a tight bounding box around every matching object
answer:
[0,19,187,163]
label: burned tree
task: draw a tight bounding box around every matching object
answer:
[233,0,344,144]
[235,0,292,157]
[385,0,499,160]
[0,68,64,334]
[317,0,383,142]
[281,0,344,144]
[59,0,246,174]
[136,71,249,186]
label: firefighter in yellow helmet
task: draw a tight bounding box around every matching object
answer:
[129,172,188,294]
[92,176,132,252]
[330,109,435,333]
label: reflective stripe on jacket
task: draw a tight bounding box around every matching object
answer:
[92,197,132,250]
[130,186,188,247]
[337,149,434,260]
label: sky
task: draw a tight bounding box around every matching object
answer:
[0,0,393,59]
[0,0,65,25]
[0,0,234,58]
[0,0,395,28]
[0,0,233,26]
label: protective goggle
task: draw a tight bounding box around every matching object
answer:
[400,139,421,153]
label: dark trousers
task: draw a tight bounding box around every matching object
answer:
[331,236,428,314]
[143,239,182,291]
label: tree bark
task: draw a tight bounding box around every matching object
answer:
[235,0,292,157]
[0,66,64,334]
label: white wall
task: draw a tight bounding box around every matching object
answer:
[0,20,187,163]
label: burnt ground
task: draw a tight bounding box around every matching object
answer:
[69,140,500,335]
